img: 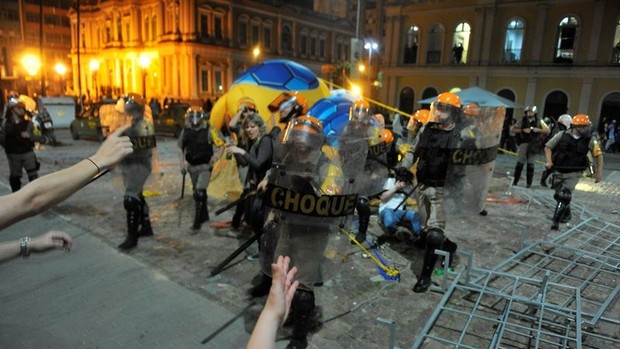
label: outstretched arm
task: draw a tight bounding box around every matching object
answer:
[247,255,299,349]
[0,125,134,231]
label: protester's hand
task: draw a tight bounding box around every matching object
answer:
[395,181,407,190]
[29,231,72,253]
[264,256,299,327]
[257,178,268,192]
[90,124,134,170]
[227,144,246,155]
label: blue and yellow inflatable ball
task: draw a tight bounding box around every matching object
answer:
[307,96,353,147]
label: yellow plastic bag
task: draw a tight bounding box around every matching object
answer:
[207,152,243,202]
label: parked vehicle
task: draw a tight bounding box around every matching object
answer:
[153,102,190,137]
[69,100,116,142]
[32,107,58,146]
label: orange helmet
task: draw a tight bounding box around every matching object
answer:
[407,109,429,131]
[349,99,371,123]
[463,103,480,117]
[236,97,257,112]
[429,92,462,124]
[282,115,324,151]
[571,114,591,126]
[379,129,394,144]
[268,91,308,123]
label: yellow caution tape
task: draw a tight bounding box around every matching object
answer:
[340,227,400,278]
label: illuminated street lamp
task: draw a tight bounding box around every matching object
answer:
[252,46,261,60]
[138,54,151,99]
[54,62,67,95]
[89,59,100,101]
[364,41,379,67]
[21,54,41,96]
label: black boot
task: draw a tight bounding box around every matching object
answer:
[559,205,572,223]
[287,290,315,349]
[513,162,524,186]
[248,273,272,298]
[413,248,439,293]
[540,168,551,187]
[138,196,153,237]
[192,189,208,231]
[9,175,21,192]
[352,198,370,244]
[119,208,140,250]
[551,201,567,230]
[526,164,535,188]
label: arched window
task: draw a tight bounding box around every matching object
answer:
[504,18,524,63]
[404,25,419,64]
[300,28,309,56]
[600,92,620,132]
[426,24,444,64]
[151,16,157,41]
[238,15,249,46]
[554,16,578,64]
[420,87,438,109]
[399,87,414,114]
[451,22,470,64]
[282,25,292,51]
[611,18,620,64]
[543,90,568,119]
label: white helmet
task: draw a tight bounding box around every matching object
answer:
[525,105,537,114]
[557,114,572,129]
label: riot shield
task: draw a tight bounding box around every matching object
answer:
[259,132,364,286]
[444,106,505,214]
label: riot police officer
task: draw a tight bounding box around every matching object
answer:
[178,106,217,233]
[511,105,550,187]
[117,93,157,250]
[2,96,40,192]
[544,114,603,230]
[411,92,461,293]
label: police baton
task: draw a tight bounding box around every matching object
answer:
[209,231,262,277]
[180,169,187,199]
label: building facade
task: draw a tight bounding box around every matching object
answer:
[379,0,620,130]
[68,0,356,104]
[0,0,73,99]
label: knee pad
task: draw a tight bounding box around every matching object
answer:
[426,227,446,251]
[553,188,572,204]
[124,195,142,212]
[193,189,207,202]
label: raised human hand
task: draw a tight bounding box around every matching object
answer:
[89,124,134,170]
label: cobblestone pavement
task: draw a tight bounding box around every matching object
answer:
[3,130,619,348]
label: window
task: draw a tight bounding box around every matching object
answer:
[214,16,223,40]
[152,16,157,41]
[504,18,524,63]
[116,16,122,41]
[404,25,420,64]
[310,34,317,56]
[426,24,444,64]
[264,27,272,50]
[144,16,150,42]
[239,22,247,46]
[611,18,620,64]
[319,36,326,58]
[554,16,578,64]
[200,13,209,39]
[452,22,470,64]
[251,22,259,44]
[201,70,208,92]
[300,35,308,55]
[214,70,223,93]
[282,25,292,51]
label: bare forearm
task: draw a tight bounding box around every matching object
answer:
[0,159,99,230]
[246,308,280,349]
[0,241,20,263]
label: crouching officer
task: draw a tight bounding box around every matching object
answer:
[544,114,603,230]
[116,93,157,250]
[178,106,218,233]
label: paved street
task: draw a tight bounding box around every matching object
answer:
[0,129,618,349]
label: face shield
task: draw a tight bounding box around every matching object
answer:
[282,116,324,163]
[429,101,460,124]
